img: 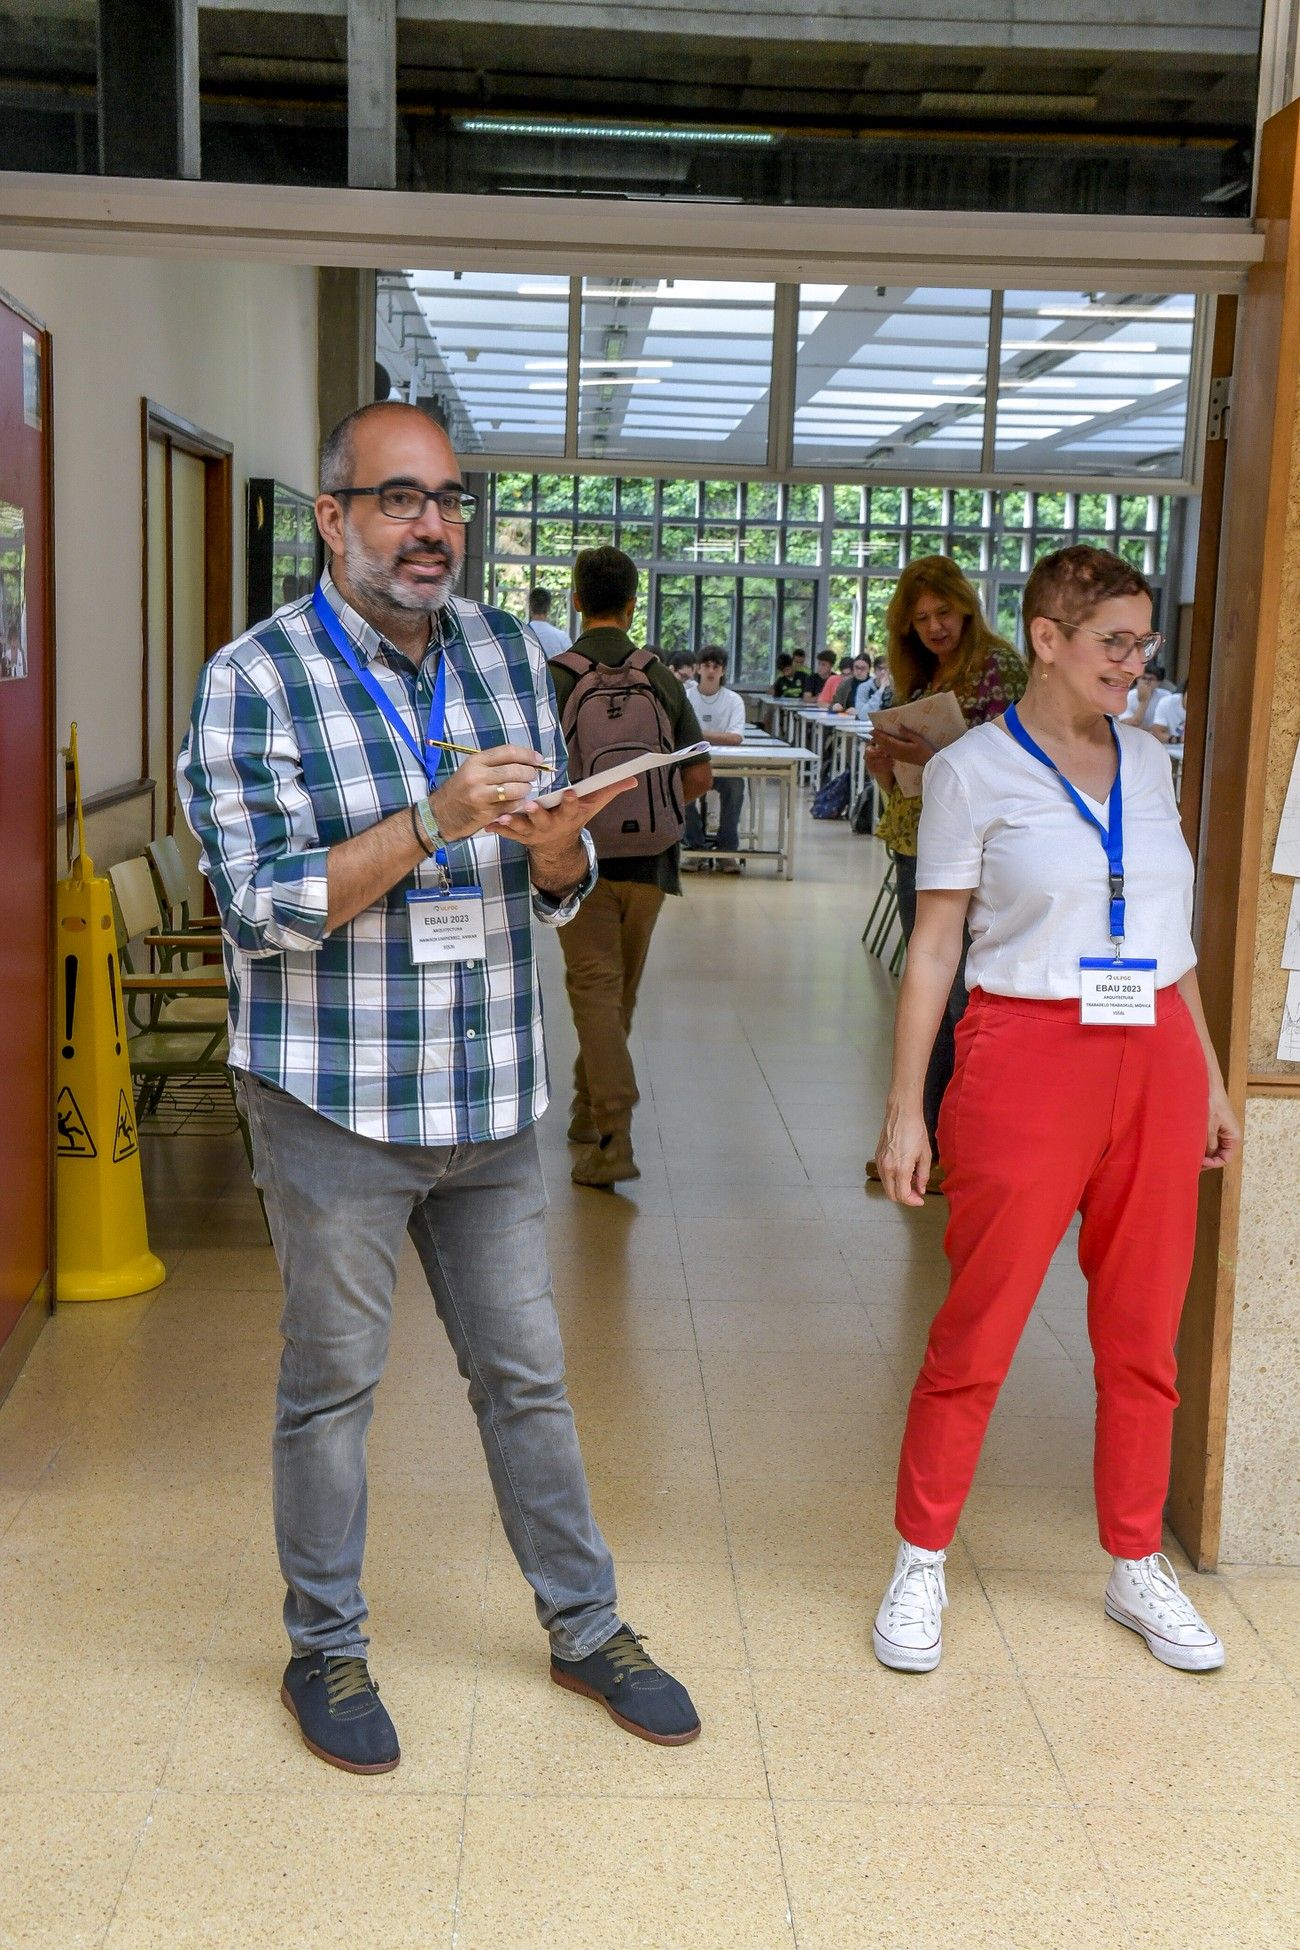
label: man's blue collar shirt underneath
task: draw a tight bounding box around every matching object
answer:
[178,568,595,1145]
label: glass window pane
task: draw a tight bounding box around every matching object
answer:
[700,583,737,654]
[578,476,616,513]
[380,271,569,456]
[783,528,821,565]
[539,476,574,512]
[740,578,777,684]
[786,484,822,522]
[864,579,894,651]
[618,478,655,516]
[494,515,532,556]
[742,527,778,564]
[794,285,991,472]
[655,576,696,655]
[781,582,817,663]
[831,528,865,567]
[660,525,697,560]
[578,278,775,465]
[496,473,535,509]
[745,481,780,519]
[995,293,1196,478]
[534,520,575,558]
[661,480,699,518]
[618,523,653,560]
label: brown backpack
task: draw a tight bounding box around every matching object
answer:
[553,646,686,858]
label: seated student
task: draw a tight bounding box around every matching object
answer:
[773,652,802,699]
[833,652,872,713]
[855,656,888,718]
[1122,668,1168,738]
[667,649,699,691]
[813,650,838,704]
[685,646,746,872]
[1153,682,1188,743]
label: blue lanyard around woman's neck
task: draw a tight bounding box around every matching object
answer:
[1003,702,1126,952]
[311,580,447,793]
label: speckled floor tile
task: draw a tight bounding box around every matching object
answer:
[103,1791,462,1948]
[753,1668,1061,1803]
[456,1796,795,1949]
[1219,1569,1300,1684]
[1024,1673,1300,1807]
[778,1800,1114,1948]
[0,1654,201,1791]
[0,1791,151,1950]
[1082,1805,1300,1948]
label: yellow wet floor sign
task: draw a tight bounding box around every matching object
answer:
[55,725,165,1302]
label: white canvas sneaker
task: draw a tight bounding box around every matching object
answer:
[1105,1552,1225,1671]
[872,1541,947,1672]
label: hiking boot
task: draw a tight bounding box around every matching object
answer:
[281,1653,401,1774]
[872,1541,947,1672]
[1105,1553,1225,1671]
[571,1133,640,1187]
[567,1105,600,1144]
[551,1626,701,1745]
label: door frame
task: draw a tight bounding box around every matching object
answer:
[0,284,56,1396]
[139,400,232,835]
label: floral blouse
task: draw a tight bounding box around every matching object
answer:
[875,640,1027,857]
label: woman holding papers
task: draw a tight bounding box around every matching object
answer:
[865,558,1026,1178]
[869,545,1239,1678]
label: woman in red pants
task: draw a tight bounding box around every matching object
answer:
[871,545,1240,1675]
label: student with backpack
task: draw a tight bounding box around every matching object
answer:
[550,548,711,1187]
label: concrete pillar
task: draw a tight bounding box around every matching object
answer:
[316,268,378,452]
[97,0,199,180]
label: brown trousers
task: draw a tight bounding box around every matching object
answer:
[558,878,666,1138]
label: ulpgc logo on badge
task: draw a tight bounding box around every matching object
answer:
[112,1090,138,1163]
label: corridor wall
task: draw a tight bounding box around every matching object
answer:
[0,252,317,804]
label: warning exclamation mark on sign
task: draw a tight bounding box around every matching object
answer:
[63,954,78,1058]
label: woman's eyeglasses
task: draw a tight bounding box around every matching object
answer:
[1044,617,1163,665]
[327,483,479,524]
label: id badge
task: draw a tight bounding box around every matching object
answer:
[407,886,487,964]
[1079,958,1157,1026]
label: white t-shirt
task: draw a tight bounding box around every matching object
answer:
[528,617,571,655]
[1153,691,1187,741]
[916,719,1197,1000]
[693,684,746,742]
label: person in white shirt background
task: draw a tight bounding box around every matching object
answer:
[684,645,746,870]
[869,544,1239,1682]
[526,584,572,655]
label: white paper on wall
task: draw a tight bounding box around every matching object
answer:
[1272,740,1300,875]
[1283,880,1300,971]
[1278,970,1300,1062]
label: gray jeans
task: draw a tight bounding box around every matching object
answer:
[235,1072,619,1663]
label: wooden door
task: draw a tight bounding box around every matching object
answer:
[0,291,54,1378]
[140,403,232,910]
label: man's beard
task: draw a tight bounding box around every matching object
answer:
[344,528,464,618]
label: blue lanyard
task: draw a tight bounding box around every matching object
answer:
[311,581,447,793]
[1003,703,1126,951]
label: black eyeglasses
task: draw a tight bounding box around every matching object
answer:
[328,482,479,524]
[1042,617,1163,665]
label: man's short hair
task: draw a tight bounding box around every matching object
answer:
[776,653,793,672]
[839,656,854,672]
[791,648,807,662]
[529,586,552,616]
[1022,545,1152,649]
[573,545,638,617]
[319,400,443,494]
[816,651,834,668]
[699,646,728,670]
[852,653,870,668]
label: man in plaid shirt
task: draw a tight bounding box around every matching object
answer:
[180,402,700,1773]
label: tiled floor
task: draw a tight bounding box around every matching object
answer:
[2,818,1298,1948]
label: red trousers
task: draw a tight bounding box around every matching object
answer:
[894,985,1209,1559]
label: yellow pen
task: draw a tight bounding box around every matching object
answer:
[426,737,555,772]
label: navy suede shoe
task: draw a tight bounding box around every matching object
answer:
[281,1654,401,1775]
[551,1626,701,1745]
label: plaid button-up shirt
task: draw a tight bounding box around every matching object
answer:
[178,569,595,1145]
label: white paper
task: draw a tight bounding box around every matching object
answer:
[1278,969,1300,1061]
[868,692,967,798]
[534,741,710,810]
[1283,880,1300,971]
[1271,739,1300,875]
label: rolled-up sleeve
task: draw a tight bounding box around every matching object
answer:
[177,654,330,957]
[525,639,597,927]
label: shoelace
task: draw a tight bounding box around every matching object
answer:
[322,1656,375,1707]
[885,1549,948,1630]
[1131,1553,1211,1636]
[599,1630,659,1682]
